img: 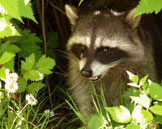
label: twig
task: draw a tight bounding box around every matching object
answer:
[41,0,53,107]
[49,1,66,16]
[41,0,47,55]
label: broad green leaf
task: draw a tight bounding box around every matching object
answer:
[0,16,20,38]
[88,114,106,129]
[0,41,20,54]
[141,109,153,123]
[21,53,35,71]
[23,69,40,81]
[126,123,140,129]
[18,0,37,23]
[16,29,42,59]
[16,78,27,93]
[27,82,45,94]
[135,0,162,17]
[3,58,15,72]
[150,81,162,101]
[150,105,162,115]
[105,106,131,123]
[0,0,21,21]
[37,55,55,74]
[0,51,15,64]
[0,67,6,80]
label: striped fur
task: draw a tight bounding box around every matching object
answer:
[65,5,162,117]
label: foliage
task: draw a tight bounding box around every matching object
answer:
[135,0,162,16]
[67,71,162,129]
[0,0,59,128]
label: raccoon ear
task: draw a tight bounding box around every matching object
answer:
[65,4,79,26]
[125,8,141,28]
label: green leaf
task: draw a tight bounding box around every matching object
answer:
[44,32,59,59]
[0,0,22,21]
[141,109,153,123]
[18,0,37,23]
[123,87,140,98]
[78,127,86,129]
[139,75,148,86]
[3,58,15,72]
[126,123,140,129]
[105,105,131,123]
[16,29,42,59]
[150,105,162,115]
[0,67,6,80]
[23,69,40,81]
[154,115,162,124]
[135,0,162,17]
[126,71,139,84]
[0,51,15,64]
[8,111,16,127]
[130,94,151,108]
[0,41,20,54]
[36,55,55,74]
[88,114,106,129]
[150,81,162,101]
[0,105,5,118]
[0,0,37,23]
[0,16,20,38]
[21,53,35,71]
[27,82,45,94]
[16,78,27,93]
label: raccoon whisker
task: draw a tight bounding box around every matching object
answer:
[55,49,78,62]
[108,57,128,66]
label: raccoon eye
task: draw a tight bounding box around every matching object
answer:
[101,47,110,54]
[80,44,86,53]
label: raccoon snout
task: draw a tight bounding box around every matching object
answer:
[81,69,93,78]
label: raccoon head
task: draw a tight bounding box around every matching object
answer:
[65,5,143,81]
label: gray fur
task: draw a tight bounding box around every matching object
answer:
[65,5,160,117]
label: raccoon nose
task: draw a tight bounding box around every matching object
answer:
[81,69,92,77]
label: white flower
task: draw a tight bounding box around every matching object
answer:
[26,94,37,106]
[5,82,18,93]
[5,69,18,83]
[44,109,55,117]
[0,81,1,88]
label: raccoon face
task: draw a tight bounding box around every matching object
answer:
[65,5,143,81]
[70,42,128,80]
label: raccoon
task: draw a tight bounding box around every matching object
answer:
[65,4,162,117]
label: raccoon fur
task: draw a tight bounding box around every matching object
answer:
[65,4,162,117]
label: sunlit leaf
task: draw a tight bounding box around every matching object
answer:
[105,106,131,123]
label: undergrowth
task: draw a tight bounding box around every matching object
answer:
[0,0,162,129]
[66,72,162,129]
